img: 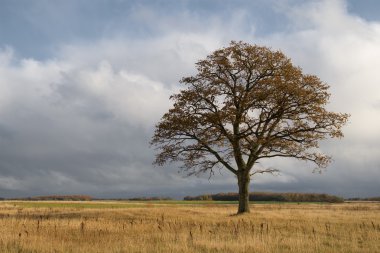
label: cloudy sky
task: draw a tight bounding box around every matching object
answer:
[0,0,379,199]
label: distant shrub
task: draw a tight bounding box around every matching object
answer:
[184,192,344,203]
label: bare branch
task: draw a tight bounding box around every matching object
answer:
[250,168,280,177]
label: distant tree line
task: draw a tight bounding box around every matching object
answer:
[20,195,92,201]
[346,197,380,201]
[128,196,173,201]
[184,192,344,203]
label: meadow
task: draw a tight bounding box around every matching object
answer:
[0,200,379,253]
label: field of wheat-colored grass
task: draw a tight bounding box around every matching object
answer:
[0,201,379,253]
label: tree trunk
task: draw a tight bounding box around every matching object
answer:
[237,173,250,214]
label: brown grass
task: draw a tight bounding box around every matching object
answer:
[0,201,379,252]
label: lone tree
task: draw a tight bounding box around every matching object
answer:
[151,41,348,214]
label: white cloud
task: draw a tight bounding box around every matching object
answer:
[255,0,380,196]
[0,29,238,197]
[262,0,380,141]
[0,0,379,198]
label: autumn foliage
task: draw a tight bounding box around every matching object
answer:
[152,41,349,213]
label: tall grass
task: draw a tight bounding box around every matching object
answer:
[0,201,379,252]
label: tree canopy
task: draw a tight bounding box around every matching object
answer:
[151,41,349,213]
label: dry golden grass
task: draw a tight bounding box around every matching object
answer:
[0,201,379,252]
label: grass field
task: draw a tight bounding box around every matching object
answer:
[0,201,379,253]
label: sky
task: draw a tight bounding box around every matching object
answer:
[0,0,379,199]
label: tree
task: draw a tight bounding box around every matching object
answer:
[151,41,349,214]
